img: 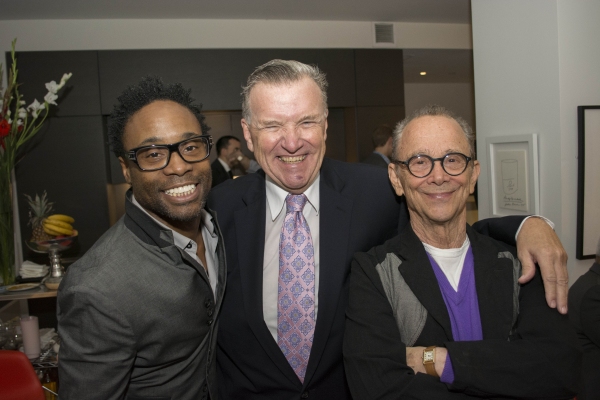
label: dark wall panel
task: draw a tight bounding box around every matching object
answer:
[355,49,404,107]
[98,49,356,114]
[356,106,405,161]
[15,116,110,258]
[12,51,101,117]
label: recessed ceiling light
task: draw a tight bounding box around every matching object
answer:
[420,72,427,76]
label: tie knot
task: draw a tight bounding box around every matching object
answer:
[285,194,307,213]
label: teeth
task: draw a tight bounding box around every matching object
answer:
[279,155,306,163]
[164,184,196,197]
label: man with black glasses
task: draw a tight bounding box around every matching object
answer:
[57,76,226,400]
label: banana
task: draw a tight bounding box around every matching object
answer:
[43,224,73,236]
[43,218,73,230]
[43,221,73,236]
[47,214,75,224]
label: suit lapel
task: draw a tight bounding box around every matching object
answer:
[397,226,454,340]
[304,164,353,384]
[468,227,514,339]
[235,177,302,386]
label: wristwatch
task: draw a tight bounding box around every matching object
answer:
[422,346,439,377]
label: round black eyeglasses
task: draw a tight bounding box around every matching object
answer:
[391,152,473,178]
[126,134,213,171]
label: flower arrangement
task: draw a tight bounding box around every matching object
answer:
[0,39,72,285]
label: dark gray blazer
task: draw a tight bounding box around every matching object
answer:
[568,262,600,400]
[57,190,226,400]
[344,225,581,399]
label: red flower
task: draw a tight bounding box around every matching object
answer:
[0,119,10,137]
[0,119,10,149]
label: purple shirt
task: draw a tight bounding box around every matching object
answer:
[427,246,483,383]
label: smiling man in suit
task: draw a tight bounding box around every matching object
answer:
[207,59,569,399]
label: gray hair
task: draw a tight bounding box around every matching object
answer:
[392,105,475,160]
[241,59,328,123]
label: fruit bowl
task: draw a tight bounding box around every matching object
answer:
[26,230,78,253]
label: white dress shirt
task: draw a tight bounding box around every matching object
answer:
[263,175,321,342]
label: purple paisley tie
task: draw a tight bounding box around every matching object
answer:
[277,194,315,382]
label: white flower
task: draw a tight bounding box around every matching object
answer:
[27,99,45,118]
[7,118,12,124]
[0,100,3,108]
[60,73,72,85]
[45,80,60,94]
[18,108,27,119]
[44,92,58,106]
[16,119,23,127]
[20,100,26,105]
[6,109,11,117]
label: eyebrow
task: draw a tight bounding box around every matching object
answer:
[135,132,200,147]
[404,148,466,158]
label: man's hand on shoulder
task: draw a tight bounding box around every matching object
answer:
[516,216,568,314]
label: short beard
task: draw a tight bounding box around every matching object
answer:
[133,168,211,225]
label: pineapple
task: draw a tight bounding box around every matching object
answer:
[25,192,54,242]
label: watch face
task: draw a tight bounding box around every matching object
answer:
[423,351,434,362]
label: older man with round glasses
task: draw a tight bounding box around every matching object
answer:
[343,105,581,399]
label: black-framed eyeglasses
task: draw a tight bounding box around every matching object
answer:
[126,134,213,171]
[391,152,473,178]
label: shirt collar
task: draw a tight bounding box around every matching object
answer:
[218,157,231,172]
[374,151,390,164]
[265,174,320,221]
[131,194,217,250]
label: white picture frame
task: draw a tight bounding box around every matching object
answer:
[486,134,539,217]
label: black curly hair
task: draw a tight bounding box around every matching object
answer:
[108,76,210,158]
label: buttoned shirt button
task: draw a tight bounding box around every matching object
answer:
[204,298,213,308]
[207,308,214,317]
[301,391,309,398]
[207,318,213,326]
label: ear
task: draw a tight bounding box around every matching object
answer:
[388,163,404,197]
[241,119,255,153]
[469,160,481,194]
[119,157,132,185]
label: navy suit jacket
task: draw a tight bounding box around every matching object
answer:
[207,158,526,399]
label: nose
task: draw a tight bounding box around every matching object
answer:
[280,125,303,153]
[428,160,449,185]
[163,150,193,176]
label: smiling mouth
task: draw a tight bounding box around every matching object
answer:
[164,184,197,197]
[278,155,306,163]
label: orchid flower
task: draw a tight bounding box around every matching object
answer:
[44,92,58,106]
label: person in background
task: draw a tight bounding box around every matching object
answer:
[569,236,600,400]
[344,105,580,399]
[207,60,569,399]
[361,124,394,168]
[57,76,226,400]
[211,135,243,187]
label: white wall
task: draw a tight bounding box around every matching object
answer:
[472,0,600,283]
[404,82,475,129]
[0,19,471,54]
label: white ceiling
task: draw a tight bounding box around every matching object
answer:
[1,0,471,23]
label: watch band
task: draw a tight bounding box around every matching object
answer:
[422,346,439,378]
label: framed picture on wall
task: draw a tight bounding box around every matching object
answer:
[486,134,539,217]
[576,106,600,260]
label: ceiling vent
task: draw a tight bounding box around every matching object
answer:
[373,22,395,47]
